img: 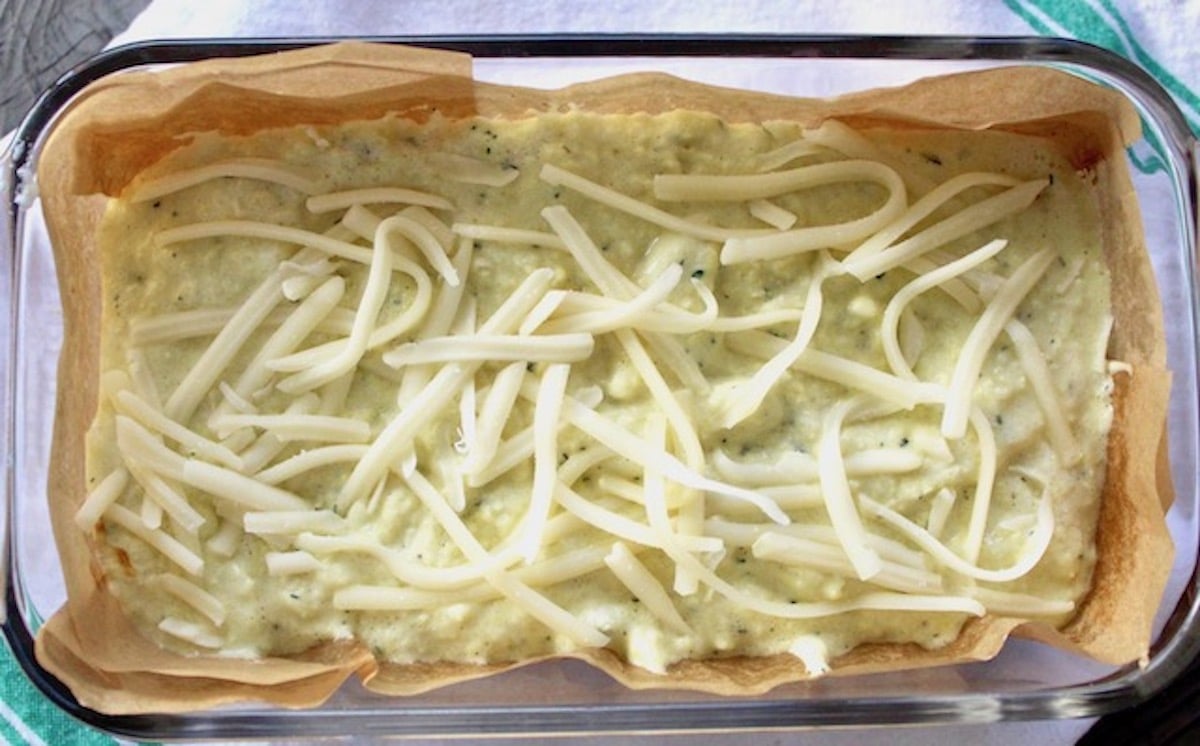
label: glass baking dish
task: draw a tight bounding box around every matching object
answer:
[1,35,1197,739]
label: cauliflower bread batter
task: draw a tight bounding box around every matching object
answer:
[32,43,1172,711]
[79,109,1112,676]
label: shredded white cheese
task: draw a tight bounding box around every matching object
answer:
[89,110,1112,674]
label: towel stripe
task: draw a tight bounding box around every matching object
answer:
[1006,0,1200,132]
[1004,0,1197,176]
[0,643,117,745]
[0,700,46,746]
[1090,0,1200,132]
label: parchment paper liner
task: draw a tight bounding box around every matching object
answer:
[30,41,1174,713]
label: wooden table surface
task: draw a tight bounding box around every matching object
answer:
[1,3,1197,743]
[0,0,149,133]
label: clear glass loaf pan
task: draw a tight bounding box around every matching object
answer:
[1,35,1197,740]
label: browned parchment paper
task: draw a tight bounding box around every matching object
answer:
[33,41,1174,711]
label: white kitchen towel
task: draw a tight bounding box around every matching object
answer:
[2,2,1196,746]
[109,0,1199,129]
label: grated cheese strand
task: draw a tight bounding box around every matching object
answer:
[254,446,370,486]
[541,204,709,392]
[726,331,947,410]
[720,254,831,428]
[710,449,817,485]
[844,179,1048,281]
[300,531,509,590]
[961,406,1000,565]
[817,397,883,580]
[705,517,929,569]
[338,203,384,242]
[163,260,288,424]
[941,247,1056,438]
[520,364,571,563]
[752,532,943,594]
[210,413,371,444]
[272,259,434,374]
[467,386,604,488]
[127,158,321,203]
[1005,319,1082,466]
[114,415,186,479]
[861,488,1055,583]
[598,475,688,509]
[611,326,707,594]
[206,519,242,558]
[926,487,957,540]
[451,222,566,250]
[396,238,475,404]
[401,465,609,647]
[332,544,610,610]
[125,347,163,408]
[654,159,900,202]
[557,446,615,487]
[643,417,984,619]
[538,264,682,335]
[180,459,309,512]
[139,492,163,530]
[236,394,319,474]
[845,172,1021,263]
[112,388,244,471]
[158,617,223,649]
[280,262,336,301]
[402,205,456,250]
[899,255,982,311]
[105,503,204,576]
[801,120,935,194]
[716,164,907,264]
[155,574,227,626]
[274,218,399,394]
[218,382,256,414]
[712,447,921,486]
[548,285,804,334]
[305,186,453,213]
[266,550,323,575]
[211,274,346,426]
[613,328,705,468]
[385,213,461,287]
[748,198,798,230]
[338,268,555,509]
[561,395,789,525]
[604,541,693,637]
[971,587,1075,617]
[756,138,825,172]
[130,305,352,346]
[243,509,347,535]
[75,468,129,531]
[554,483,721,554]
[451,297,479,465]
[881,239,1008,380]
[156,221,374,264]
[461,362,527,476]
[637,415,695,596]
[383,333,595,368]
[540,163,770,242]
[124,463,206,535]
[430,152,520,187]
[541,204,640,296]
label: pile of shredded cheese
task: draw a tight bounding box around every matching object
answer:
[80,111,1114,675]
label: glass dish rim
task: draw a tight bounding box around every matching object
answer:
[2,33,1198,739]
